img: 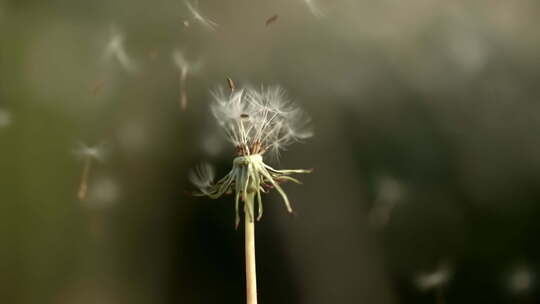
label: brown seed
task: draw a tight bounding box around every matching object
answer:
[265,14,279,26]
[227,77,235,93]
[240,113,249,118]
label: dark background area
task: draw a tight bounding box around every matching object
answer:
[1,0,540,303]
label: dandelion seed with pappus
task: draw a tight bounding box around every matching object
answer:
[303,0,326,18]
[184,0,218,31]
[172,50,202,110]
[414,261,453,304]
[189,80,313,304]
[104,27,136,73]
[74,142,106,201]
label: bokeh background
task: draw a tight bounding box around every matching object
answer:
[2,0,540,303]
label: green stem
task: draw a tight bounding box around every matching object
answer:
[244,192,257,304]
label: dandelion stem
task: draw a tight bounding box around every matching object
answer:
[244,192,258,304]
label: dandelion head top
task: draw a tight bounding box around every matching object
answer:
[190,81,313,228]
[210,85,313,157]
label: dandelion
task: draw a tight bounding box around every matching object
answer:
[184,0,218,31]
[172,50,202,110]
[303,0,326,18]
[104,27,136,73]
[74,142,106,201]
[189,81,313,304]
[0,109,13,128]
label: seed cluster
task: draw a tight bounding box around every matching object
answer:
[191,85,313,227]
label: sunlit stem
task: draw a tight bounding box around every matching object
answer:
[78,157,93,200]
[244,192,257,304]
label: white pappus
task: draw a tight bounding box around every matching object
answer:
[184,0,218,31]
[104,27,137,73]
[172,50,202,110]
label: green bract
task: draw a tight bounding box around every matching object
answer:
[194,154,311,228]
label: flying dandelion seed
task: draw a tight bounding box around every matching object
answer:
[265,14,279,26]
[184,0,218,31]
[0,109,13,128]
[368,176,405,228]
[415,268,450,291]
[172,50,202,110]
[189,162,215,196]
[189,80,313,304]
[303,0,326,18]
[104,27,137,73]
[414,261,452,304]
[74,142,106,201]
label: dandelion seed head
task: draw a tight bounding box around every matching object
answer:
[0,109,13,128]
[210,85,313,157]
[185,0,218,31]
[190,81,313,226]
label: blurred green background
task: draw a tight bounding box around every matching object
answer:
[2,0,540,303]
